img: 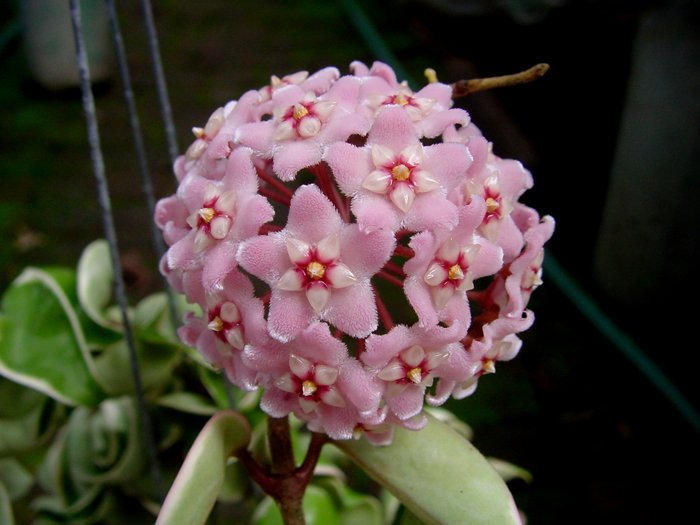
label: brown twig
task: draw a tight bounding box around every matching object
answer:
[451,63,550,98]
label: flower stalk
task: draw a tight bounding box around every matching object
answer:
[451,63,550,97]
[236,415,328,525]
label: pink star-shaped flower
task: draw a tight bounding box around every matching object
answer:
[155,148,274,293]
[403,197,504,329]
[249,322,383,440]
[351,60,469,138]
[362,322,470,421]
[235,77,370,181]
[237,184,395,342]
[325,105,471,233]
[177,268,270,390]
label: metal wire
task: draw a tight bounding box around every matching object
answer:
[104,0,179,335]
[69,0,163,498]
[140,0,180,167]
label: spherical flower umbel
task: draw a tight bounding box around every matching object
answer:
[155,60,555,445]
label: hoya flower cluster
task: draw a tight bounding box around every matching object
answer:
[155,61,554,445]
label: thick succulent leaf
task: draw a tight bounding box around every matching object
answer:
[316,476,383,525]
[156,392,219,416]
[335,413,522,525]
[62,398,146,486]
[77,239,116,330]
[92,336,182,396]
[156,410,251,525]
[0,458,33,500]
[0,379,55,454]
[0,269,104,406]
[486,458,533,484]
[0,482,15,525]
[399,507,428,525]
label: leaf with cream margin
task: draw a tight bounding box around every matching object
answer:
[0,482,15,525]
[335,413,523,525]
[77,239,116,330]
[0,268,104,407]
[156,410,251,525]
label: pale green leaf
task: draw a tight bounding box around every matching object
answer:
[335,413,522,525]
[91,337,182,396]
[0,269,104,406]
[77,239,116,330]
[0,458,34,501]
[316,477,383,525]
[486,458,533,484]
[156,391,219,416]
[0,482,15,525]
[155,410,251,525]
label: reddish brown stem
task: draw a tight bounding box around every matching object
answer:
[260,224,283,234]
[374,290,395,331]
[377,270,404,288]
[384,260,406,277]
[310,163,350,223]
[393,245,415,259]
[259,186,292,206]
[257,166,295,198]
[236,417,328,525]
[451,63,550,98]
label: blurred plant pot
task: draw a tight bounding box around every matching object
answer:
[21,0,112,90]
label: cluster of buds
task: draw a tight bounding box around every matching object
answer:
[155,61,554,445]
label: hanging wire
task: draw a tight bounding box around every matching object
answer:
[68,0,164,498]
[134,0,240,410]
[338,0,700,435]
[140,0,180,167]
[104,0,179,334]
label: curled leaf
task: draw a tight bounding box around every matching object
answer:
[156,410,251,525]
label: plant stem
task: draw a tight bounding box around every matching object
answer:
[451,63,549,97]
[237,416,328,525]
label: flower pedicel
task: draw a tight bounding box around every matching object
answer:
[155,61,555,445]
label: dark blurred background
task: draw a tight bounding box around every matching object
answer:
[1,1,698,523]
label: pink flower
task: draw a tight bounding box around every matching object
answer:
[362,322,469,421]
[351,60,470,138]
[177,268,269,390]
[237,184,395,342]
[325,106,471,232]
[235,77,369,181]
[452,334,524,400]
[252,322,383,440]
[403,197,504,329]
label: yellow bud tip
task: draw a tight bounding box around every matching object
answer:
[306,261,326,280]
[448,264,464,281]
[482,359,496,374]
[394,93,409,106]
[293,103,309,120]
[407,367,423,384]
[485,197,500,214]
[424,68,438,84]
[192,126,205,138]
[391,164,411,181]
[198,207,216,223]
[302,380,317,396]
[207,316,223,332]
